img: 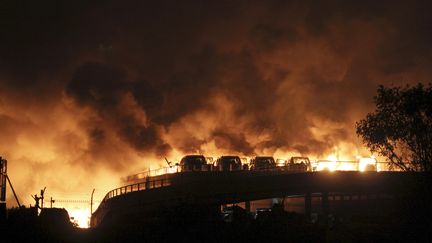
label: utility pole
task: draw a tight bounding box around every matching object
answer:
[0,157,7,221]
[40,187,46,209]
[50,197,55,208]
[1,157,21,221]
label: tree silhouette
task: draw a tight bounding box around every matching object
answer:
[356,84,432,172]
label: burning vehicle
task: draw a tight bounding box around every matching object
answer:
[179,155,208,172]
[287,157,312,172]
[249,156,276,170]
[214,156,242,171]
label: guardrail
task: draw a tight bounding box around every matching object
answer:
[124,167,179,182]
[312,161,392,172]
[102,177,172,202]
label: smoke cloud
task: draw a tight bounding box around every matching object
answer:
[1,0,432,205]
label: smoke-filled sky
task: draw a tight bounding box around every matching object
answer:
[1,0,432,206]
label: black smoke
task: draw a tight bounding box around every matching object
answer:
[1,0,432,169]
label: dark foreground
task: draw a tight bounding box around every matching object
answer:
[2,185,432,243]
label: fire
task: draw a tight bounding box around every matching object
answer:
[337,162,357,171]
[313,155,377,172]
[314,155,338,172]
[69,208,90,228]
[358,156,377,172]
[167,165,179,174]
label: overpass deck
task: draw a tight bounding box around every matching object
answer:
[91,168,416,227]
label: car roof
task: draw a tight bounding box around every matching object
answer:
[219,155,240,159]
[183,155,205,158]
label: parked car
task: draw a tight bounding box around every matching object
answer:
[214,156,242,171]
[179,155,207,172]
[287,157,312,172]
[250,156,276,170]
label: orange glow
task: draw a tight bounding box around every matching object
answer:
[315,155,338,171]
[167,165,179,174]
[315,161,337,172]
[69,208,90,228]
[312,154,377,172]
[276,158,287,167]
[358,156,377,172]
[2,2,426,223]
[337,162,357,171]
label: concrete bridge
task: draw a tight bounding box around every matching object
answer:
[90,169,419,227]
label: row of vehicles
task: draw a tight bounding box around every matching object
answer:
[178,155,313,172]
[125,155,378,182]
[177,155,378,172]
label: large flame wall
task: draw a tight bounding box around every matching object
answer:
[0,1,431,215]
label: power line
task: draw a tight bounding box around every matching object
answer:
[54,199,102,204]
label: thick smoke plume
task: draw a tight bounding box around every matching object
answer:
[1,0,432,205]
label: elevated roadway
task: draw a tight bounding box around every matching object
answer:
[91,170,419,227]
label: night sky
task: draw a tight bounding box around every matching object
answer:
[1,0,432,205]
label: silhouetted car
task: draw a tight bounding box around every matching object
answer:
[288,157,312,172]
[215,156,242,171]
[250,156,276,170]
[180,155,207,171]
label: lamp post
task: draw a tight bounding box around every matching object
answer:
[90,188,95,227]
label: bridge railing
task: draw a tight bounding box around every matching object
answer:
[124,167,179,182]
[312,161,392,172]
[102,177,172,203]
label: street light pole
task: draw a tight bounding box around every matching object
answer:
[90,188,95,215]
[90,188,95,227]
